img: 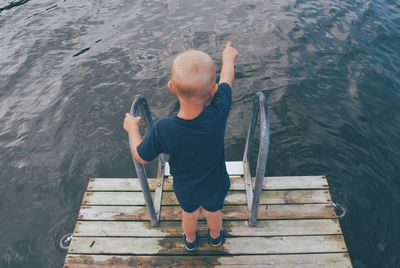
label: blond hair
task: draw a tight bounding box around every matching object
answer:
[171,50,216,99]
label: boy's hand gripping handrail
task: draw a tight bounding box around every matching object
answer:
[130,95,166,227]
[242,92,270,226]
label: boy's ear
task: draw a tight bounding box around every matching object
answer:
[209,83,218,97]
[167,80,177,96]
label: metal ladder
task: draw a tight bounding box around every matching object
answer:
[129,92,270,227]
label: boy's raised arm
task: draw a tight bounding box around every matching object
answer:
[219,41,239,87]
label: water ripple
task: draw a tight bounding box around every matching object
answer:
[1,0,400,267]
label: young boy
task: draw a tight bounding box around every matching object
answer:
[123,42,238,251]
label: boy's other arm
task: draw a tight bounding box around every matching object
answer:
[123,113,149,165]
[219,41,239,88]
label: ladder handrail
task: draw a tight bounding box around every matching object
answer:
[243,92,270,226]
[130,95,165,226]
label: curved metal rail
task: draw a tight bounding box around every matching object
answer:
[242,92,270,226]
[130,95,165,227]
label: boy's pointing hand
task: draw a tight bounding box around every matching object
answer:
[223,41,239,62]
[123,113,141,133]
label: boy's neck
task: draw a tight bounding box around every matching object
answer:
[177,97,207,120]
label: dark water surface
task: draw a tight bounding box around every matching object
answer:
[1,0,399,267]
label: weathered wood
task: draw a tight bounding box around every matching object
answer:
[64,172,352,268]
[265,176,329,190]
[67,235,347,255]
[65,253,352,268]
[87,176,328,192]
[221,189,331,204]
[78,204,336,221]
[73,219,342,237]
[82,190,331,206]
[165,161,244,176]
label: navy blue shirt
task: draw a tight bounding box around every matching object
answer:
[137,83,231,205]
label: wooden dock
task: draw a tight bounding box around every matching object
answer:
[64,162,352,267]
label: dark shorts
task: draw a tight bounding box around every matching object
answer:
[178,181,230,213]
[175,175,230,213]
[180,202,224,213]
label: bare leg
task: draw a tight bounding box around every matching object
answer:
[182,207,201,242]
[202,208,223,238]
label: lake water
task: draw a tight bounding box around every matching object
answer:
[1,0,399,267]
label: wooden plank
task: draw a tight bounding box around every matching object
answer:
[164,161,244,176]
[65,253,352,268]
[265,176,329,190]
[73,219,342,237]
[82,190,331,206]
[67,235,347,255]
[87,176,328,192]
[78,204,336,221]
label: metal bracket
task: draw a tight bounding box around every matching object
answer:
[243,158,253,218]
[153,154,166,224]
